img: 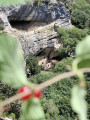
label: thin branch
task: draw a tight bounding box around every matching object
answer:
[0,68,90,112]
[36,68,90,90]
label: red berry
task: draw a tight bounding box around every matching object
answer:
[18,86,31,101]
[18,86,42,101]
[34,90,42,98]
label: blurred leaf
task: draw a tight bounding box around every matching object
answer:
[77,57,90,69]
[76,36,90,58]
[75,36,90,68]
[20,97,45,120]
[71,85,87,120]
[0,33,28,88]
[72,36,90,69]
[0,0,32,6]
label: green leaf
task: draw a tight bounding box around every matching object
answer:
[75,36,90,69]
[76,36,90,58]
[20,97,45,120]
[77,57,90,69]
[0,0,32,6]
[71,85,87,120]
[0,33,28,88]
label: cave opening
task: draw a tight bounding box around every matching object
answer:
[9,20,48,31]
[9,20,31,30]
[36,47,62,61]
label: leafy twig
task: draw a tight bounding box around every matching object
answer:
[0,68,90,112]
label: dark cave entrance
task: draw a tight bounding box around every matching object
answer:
[36,47,61,60]
[9,20,48,31]
[9,20,31,30]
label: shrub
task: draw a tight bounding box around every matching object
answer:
[57,27,87,56]
[0,24,4,31]
[71,10,88,29]
[0,81,21,119]
[28,71,78,119]
[28,57,90,120]
[26,55,41,75]
[58,46,67,58]
[29,72,55,84]
[69,27,87,40]
[0,18,4,31]
[57,27,69,42]
[53,57,73,73]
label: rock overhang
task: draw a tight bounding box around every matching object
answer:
[6,2,70,22]
[0,1,71,57]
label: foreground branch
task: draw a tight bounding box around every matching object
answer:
[0,68,90,111]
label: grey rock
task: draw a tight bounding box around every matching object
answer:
[17,23,61,57]
[0,11,11,30]
[0,2,71,57]
[5,2,70,22]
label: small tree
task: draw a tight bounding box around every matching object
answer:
[57,27,87,56]
[53,57,73,73]
[26,55,41,75]
[71,10,88,29]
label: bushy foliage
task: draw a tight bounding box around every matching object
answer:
[0,1,89,120]
[60,0,90,30]
[41,98,60,120]
[0,81,21,119]
[29,72,55,84]
[28,56,90,120]
[71,0,90,29]
[68,27,87,40]
[57,27,87,56]
[57,28,69,41]
[0,25,4,31]
[53,57,73,73]
[58,46,66,58]
[26,55,41,76]
[84,73,90,119]
[28,70,78,119]
[71,10,89,29]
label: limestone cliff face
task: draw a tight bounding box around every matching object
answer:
[0,2,71,57]
[0,9,11,30]
[7,2,70,22]
[15,19,70,57]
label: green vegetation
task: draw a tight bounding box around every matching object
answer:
[0,24,4,31]
[28,59,90,119]
[0,81,21,119]
[60,0,90,32]
[0,0,33,6]
[29,71,77,119]
[57,27,87,57]
[71,10,88,29]
[28,35,90,120]
[0,0,90,120]
[26,55,41,76]
[53,57,73,73]
[71,0,90,31]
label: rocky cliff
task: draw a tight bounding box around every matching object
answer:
[0,1,71,58]
[6,1,70,22]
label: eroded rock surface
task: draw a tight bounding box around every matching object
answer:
[0,1,71,57]
[7,2,70,22]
